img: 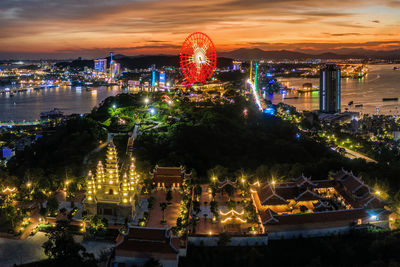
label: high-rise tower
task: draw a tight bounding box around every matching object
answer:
[320,65,341,113]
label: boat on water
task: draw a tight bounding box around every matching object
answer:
[394,66,399,70]
[355,104,363,108]
[382,97,398,102]
[40,108,64,120]
[348,101,354,106]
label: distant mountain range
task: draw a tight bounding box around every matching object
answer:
[56,54,234,69]
[218,48,400,61]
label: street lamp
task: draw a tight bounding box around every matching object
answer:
[144,98,149,105]
[150,108,155,115]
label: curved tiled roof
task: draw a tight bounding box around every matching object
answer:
[116,227,179,257]
[264,208,369,225]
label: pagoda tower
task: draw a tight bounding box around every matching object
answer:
[121,173,129,205]
[96,161,105,186]
[105,141,119,185]
[83,140,140,222]
[86,171,95,202]
[129,158,140,192]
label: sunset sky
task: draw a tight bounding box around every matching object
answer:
[0,0,399,59]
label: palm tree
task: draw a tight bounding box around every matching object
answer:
[160,202,167,223]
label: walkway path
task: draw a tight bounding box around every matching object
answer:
[339,145,377,163]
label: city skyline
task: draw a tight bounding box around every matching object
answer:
[0,0,400,59]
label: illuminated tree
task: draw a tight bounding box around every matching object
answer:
[42,220,96,265]
[47,196,59,216]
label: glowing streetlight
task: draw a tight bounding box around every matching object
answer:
[150,108,155,115]
[144,98,149,104]
[112,104,116,109]
[27,182,32,188]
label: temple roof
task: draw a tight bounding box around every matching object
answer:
[264,208,370,225]
[217,179,237,189]
[295,189,322,201]
[116,227,179,257]
[257,184,289,205]
[151,165,187,176]
[293,175,317,187]
[260,208,279,224]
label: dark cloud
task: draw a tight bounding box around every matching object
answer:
[324,32,364,36]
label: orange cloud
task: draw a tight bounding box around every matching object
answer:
[0,0,399,59]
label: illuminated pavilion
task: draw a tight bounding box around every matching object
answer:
[84,141,140,221]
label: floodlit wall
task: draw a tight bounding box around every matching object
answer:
[268,226,350,240]
[188,235,268,246]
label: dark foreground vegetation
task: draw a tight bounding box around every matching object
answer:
[180,230,400,267]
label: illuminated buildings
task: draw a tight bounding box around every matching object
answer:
[94,59,107,73]
[110,62,121,78]
[150,165,191,188]
[252,170,391,239]
[232,60,242,71]
[109,52,121,78]
[159,71,166,87]
[319,65,341,113]
[83,141,140,221]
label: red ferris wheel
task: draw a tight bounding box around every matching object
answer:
[180,32,217,84]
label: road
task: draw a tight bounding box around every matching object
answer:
[339,146,377,163]
[0,232,114,266]
[0,232,47,266]
[20,210,40,240]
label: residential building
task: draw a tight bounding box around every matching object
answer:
[320,65,341,113]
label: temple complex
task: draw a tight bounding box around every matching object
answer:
[251,170,391,239]
[150,165,191,188]
[83,141,140,221]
